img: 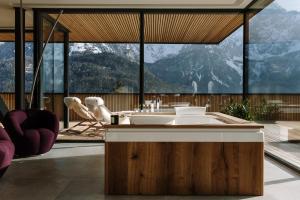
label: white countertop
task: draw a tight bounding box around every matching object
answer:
[105,128,264,142]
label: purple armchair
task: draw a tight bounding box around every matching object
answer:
[0,127,14,177]
[3,109,59,157]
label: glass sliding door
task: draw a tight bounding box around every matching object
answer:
[248,0,300,169]
[41,16,66,128]
[248,0,300,121]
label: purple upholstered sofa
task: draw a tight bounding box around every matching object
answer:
[0,127,14,177]
[3,109,59,157]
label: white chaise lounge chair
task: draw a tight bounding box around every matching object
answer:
[85,97,112,124]
[85,96,133,125]
[64,97,103,134]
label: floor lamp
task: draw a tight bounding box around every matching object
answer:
[28,10,64,109]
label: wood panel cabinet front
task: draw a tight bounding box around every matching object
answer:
[105,142,264,195]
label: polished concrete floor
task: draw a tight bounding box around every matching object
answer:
[1,143,300,200]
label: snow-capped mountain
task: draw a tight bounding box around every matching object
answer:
[70,43,184,63]
[1,2,300,93]
[144,44,184,63]
[70,43,139,61]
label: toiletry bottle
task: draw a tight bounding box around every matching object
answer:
[150,102,154,112]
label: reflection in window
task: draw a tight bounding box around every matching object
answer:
[249,1,300,93]
[0,42,15,93]
[0,42,33,93]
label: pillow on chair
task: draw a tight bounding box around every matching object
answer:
[85,97,104,120]
[64,97,95,120]
[84,97,112,123]
[99,105,112,124]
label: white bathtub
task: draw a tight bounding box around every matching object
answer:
[129,115,224,125]
[106,112,264,143]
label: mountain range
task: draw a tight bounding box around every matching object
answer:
[0,2,300,94]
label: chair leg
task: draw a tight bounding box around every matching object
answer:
[88,121,105,134]
[67,121,87,129]
[64,121,103,135]
[65,121,88,134]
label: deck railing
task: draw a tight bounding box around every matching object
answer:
[1,93,300,121]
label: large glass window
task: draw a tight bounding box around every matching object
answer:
[0,39,33,93]
[249,0,300,93]
[0,42,15,93]
[67,28,242,113]
[248,0,300,172]
[42,19,65,94]
[0,37,33,111]
[68,43,140,112]
[144,27,243,94]
[69,43,139,94]
[25,42,34,93]
[41,17,65,118]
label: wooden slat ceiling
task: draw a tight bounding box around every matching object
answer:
[52,13,140,43]
[50,12,243,44]
[0,32,33,42]
[145,13,243,43]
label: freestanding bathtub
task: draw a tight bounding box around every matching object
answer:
[104,112,264,196]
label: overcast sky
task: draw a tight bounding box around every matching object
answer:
[276,0,300,11]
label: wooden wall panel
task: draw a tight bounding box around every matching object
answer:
[0,93,15,110]
[105,142,264,195]
[127,143,168,194]
[144,94,242,112]
[249,95,300,121]
[105,142,129,194]
[166,143,193,194]
[239,142,264,195]
[0,33,33,42]
[1,93,300,121]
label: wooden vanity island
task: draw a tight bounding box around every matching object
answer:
[104,113,264,196]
